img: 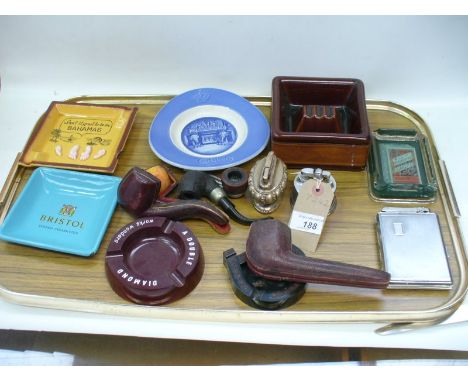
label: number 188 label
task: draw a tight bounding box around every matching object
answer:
[289,211,325,235]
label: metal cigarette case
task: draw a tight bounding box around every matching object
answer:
[376,207,452,289]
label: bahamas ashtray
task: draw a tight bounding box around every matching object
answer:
[20,101,137,173]
[271,76,370,170]
[0,167,121,256]
[105,217,204,305]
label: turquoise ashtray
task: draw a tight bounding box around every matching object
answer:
[0,167,120,257]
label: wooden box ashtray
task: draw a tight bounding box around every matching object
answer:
[271,76,370,170]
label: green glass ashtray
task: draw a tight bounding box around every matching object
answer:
[368,128,437,201]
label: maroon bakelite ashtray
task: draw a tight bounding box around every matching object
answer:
[105,216,204,305]
[271,76,370,170]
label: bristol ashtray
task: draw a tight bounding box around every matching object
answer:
[20,101,137,173]
[148,88,270,171]
[0,167,120,257]
[368,129,437,201]
[271,76,370,170]
[105,217,204,305]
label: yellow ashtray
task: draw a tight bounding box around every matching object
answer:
[20,102,137,173]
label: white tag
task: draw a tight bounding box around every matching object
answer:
[289,211,324,235]
[289,179,334,254]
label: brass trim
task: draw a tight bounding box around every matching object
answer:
[0,153,24,225]
[67,94,273,108]
[0,152,22,206]
[439,159,461,218]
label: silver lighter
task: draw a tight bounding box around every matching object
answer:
[376,207,452,289]
[290,168,337,215]
[247,151,288,214]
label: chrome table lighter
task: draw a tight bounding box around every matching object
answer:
[247,151,287,214]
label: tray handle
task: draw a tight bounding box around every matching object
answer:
[375,319,447,335]
[439,160,461,218]
[0,152,24,225]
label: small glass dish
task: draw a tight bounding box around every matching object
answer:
[20,102,137,173]
[0,167,121,257]
[367,128,437,201]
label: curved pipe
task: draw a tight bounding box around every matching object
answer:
[141,199,230,234]
[217,198,261,225]
[245,219,390,289]
[178,170,265,226]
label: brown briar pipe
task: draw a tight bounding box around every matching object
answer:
[140,199,230,234]
[245,219,390,289]
[118,167,231,234]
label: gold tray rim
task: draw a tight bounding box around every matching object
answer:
[0,96,466,332]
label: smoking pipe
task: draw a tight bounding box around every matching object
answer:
[117,167,230,234]
[118,167,161,216]
[245,219,390,289]
[177,170,266,226]
[140,199,230,234]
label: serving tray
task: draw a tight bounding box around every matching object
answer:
[0,95,466,334]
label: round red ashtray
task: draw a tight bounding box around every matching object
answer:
[105,216,204,305]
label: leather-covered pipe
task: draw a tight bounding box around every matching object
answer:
[245,219,390,289]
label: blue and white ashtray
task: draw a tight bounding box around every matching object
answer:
[149,88,270,171]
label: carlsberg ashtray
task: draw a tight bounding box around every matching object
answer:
[368,129,437,201]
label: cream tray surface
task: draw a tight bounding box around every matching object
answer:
[0,95,466,335]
